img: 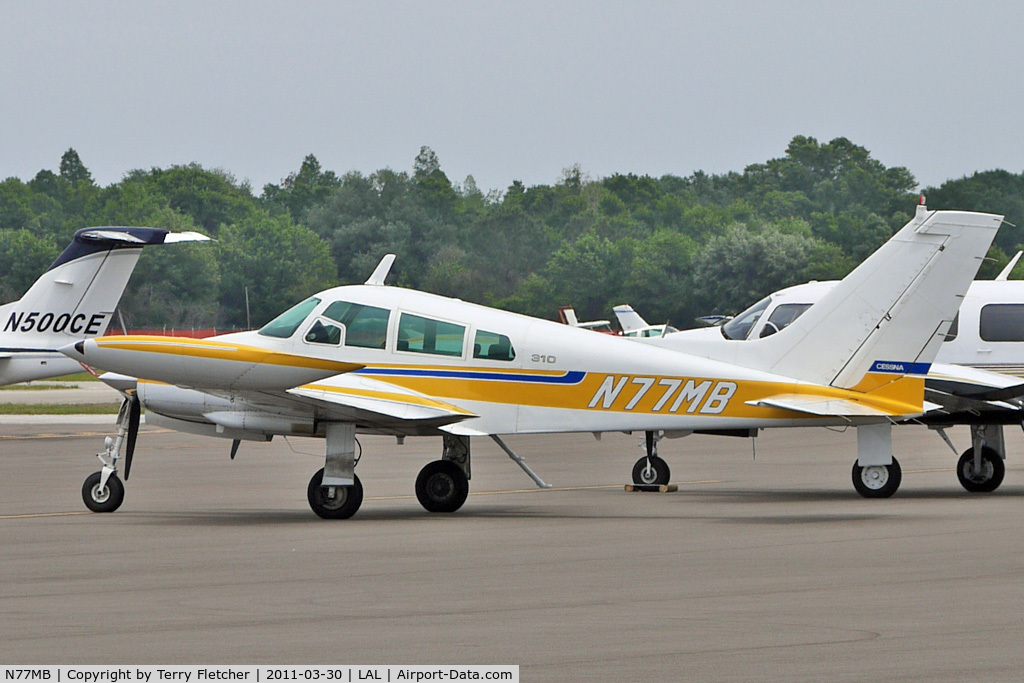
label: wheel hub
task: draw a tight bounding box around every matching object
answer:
[90,484,110,504]
[428,474,455,500]
[962,460,994,483]
[860,465,889,490]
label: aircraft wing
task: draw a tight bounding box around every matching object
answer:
[285,373,476,431]
[922,363,1024,416]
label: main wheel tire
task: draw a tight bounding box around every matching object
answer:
[632,455,671,486]
[851,457,902,498]
[82,471,125,513]
[415,460,469,513]
[307,468,363,519]
[957,447,1005,493]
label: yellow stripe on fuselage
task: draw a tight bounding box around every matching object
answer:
[96,336,363,374]
[356,366,925,419]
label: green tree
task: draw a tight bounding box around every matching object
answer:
[0,229,59,302]
[217,212,336,327]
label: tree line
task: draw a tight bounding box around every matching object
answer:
[1,137,1022,331]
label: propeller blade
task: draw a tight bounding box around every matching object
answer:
[123,395,141,481]
[230,439,241,460]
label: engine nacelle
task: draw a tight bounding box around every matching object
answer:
[138,381,315,437]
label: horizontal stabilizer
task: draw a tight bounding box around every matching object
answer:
[747,394,939,418]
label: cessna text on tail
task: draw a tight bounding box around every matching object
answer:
[0,227,209,385]
[61,207,1002,517]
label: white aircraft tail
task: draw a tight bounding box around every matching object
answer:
[0,227,209,352]
[612,304,649,332]
[733,205,1003,390]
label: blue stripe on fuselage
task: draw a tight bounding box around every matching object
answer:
[357,367,587,384]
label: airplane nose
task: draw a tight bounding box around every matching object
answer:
[58,341,86,359]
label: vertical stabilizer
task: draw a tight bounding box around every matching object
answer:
[747,205,1002,390]
[0,227,209,351]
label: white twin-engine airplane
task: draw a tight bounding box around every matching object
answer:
[0,226,209,385]
[60,206,1003,519]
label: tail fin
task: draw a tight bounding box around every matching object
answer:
[737,205,1003,389]
[0,227,209,349]
[612,304,649,332]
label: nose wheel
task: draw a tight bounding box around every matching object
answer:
[851,457,902,498]
[82,471,125,512]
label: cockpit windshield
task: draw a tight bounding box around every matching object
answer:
[721,296,770,340]
[258,297,321,338]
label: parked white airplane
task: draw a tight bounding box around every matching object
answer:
[61,206,1002,517]
[613,304,679,338]
[641,248,1024,496]
[0,227,209,385]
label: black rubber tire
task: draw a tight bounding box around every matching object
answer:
[415,460,469,513]
[632,455,671,486]
[851,457,902,498]
[307,468,363,519]
[956,447,1005,493]
[82,471,125,513]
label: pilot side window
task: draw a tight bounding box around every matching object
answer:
[304,319,341,345]
[398,313,466,357]
[979,304,1024,342]
[759,303,812,338]
[259,297,321,338]
[473,330,515,361]
[321,301,390,349]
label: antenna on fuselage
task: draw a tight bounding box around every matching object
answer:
[365,254,396,286]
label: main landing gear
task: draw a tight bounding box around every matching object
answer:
[305,428,475,519]
[305,429,551,519]
[632,431,670,486]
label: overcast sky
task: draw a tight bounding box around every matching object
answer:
[3,1,1022,194]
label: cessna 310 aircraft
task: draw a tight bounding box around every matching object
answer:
[61,206,1002,518]
[0,226,209,386]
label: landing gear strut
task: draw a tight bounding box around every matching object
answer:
[632,430,670,486]
[307,422,364,519]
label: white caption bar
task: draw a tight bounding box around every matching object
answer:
[0,668,518,683]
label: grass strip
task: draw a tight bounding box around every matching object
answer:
[0,403,122,415]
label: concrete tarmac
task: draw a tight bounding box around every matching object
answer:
[2,423,1024,680]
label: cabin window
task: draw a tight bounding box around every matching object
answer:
[322,301,390,349]
[259,297,321,338]
[304,319,341,345]
[473,330,515,361]
[759,303,812,338]
[397,313,466,357]
[722,296,770,340]
[943,313,959,342]
[980,304,1024,342]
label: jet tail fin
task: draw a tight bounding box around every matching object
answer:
[0,227,210,348]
